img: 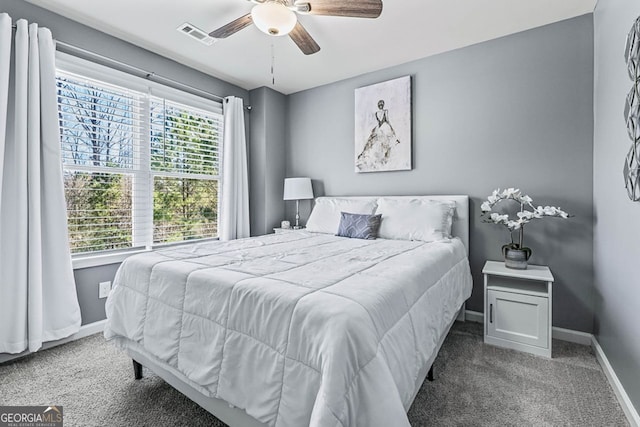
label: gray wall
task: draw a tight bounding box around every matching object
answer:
[1,0,250,327]
[249,87,287,236]
[73,264,121,325]
[593,0,640,413]
[286,15,595,332]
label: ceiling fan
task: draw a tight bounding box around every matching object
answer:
[209,0,383,55]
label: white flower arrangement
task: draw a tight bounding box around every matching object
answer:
[481,188,570,252]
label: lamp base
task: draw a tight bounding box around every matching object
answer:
[292,225,303,230]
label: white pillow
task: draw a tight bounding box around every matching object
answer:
[376,198,456,242]
[306,198,378,234]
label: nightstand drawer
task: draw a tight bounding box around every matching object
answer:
[487,289,549,349]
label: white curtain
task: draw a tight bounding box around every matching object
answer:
[220,96,250,240]
[0,15,81,354]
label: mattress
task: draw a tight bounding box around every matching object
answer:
[104,231,472,427]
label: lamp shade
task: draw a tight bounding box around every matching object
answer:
[251,2,297,37]
[283,177,313,200]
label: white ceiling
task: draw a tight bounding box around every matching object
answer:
[26,0,596,94]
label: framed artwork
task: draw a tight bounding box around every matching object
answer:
[624,17,640,201]
[354,75,412,173]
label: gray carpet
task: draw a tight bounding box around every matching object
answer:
[0,322,628,426]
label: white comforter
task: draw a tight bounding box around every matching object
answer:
[104,231,472,427]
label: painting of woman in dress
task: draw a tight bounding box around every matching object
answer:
[354,76,411,172]
[356,100,400,170]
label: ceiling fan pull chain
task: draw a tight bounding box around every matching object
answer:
[271,42,276,85]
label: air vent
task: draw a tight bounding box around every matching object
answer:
[177,23,216,46]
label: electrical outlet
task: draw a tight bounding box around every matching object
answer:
[99,281,112,299]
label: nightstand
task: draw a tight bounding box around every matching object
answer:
[273,227,299,234]
[482,260,554,358]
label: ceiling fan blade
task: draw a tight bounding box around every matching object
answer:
[209,13,253,39]
[300,0,382,18]
[289,22,320,55]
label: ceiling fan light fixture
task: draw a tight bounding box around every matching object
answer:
[251,2,297,36]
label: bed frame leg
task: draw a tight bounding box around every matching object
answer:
[427,365,435,382]
[133,359,143,380]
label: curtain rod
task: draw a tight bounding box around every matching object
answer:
[10,23,244,106]
[56,41,227,103]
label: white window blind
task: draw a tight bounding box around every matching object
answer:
[150,98,222,175]
[57,73,143,169]
[56,68,223,255]
[149,98,222,244]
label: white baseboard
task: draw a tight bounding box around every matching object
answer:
[463,310,592,345]
[551,326,593,346]
[592,336,640,427]
[464,309,484,324]
[464,309,639,426]
[0,319,106,364]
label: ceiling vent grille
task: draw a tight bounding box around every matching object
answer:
[177,23,216,46]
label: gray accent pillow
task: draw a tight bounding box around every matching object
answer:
[336,212,382,240]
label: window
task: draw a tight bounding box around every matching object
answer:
[150,98,221,244]
[56,58,223,256]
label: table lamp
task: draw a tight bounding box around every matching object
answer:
[283,177,314,229]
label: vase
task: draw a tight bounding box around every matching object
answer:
[502,246,531,270]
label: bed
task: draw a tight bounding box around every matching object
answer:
[104,195,472,427]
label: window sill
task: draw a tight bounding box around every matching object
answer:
[71,238,220,270]
[72,248,150,270]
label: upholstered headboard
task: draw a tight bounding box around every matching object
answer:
[315,195,470,255]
